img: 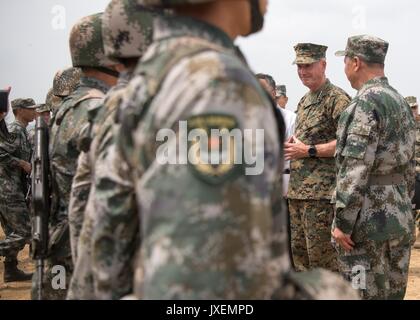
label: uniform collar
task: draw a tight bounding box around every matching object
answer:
[305,79,332,106]
[357,77,389,96]
[78,76,110,94]
[14,119,27,131]
[153,15,236,52]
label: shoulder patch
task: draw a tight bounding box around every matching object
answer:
[186,114,243,185]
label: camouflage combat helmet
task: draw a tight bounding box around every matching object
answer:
[53,67,82,97]
[70,13,117,68]
[137,0,264,35]
[45,88,63,112]
[102,0,157,60]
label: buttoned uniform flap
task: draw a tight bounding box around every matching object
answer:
[341,124,372,160]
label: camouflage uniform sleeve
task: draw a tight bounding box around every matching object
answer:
[0,130,22,167]
[334,104,379,235]
[68,150,92,263]
[331,92,351,129]
[91,124,139,300]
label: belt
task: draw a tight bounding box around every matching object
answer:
[368,173,406,186]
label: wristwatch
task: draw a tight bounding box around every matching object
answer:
[308,145,317,158]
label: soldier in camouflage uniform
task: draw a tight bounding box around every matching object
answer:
[0,98,36,282]
[42,13,119,300]
[406,96,420,249]
[112,0,358,300]
[333,35,416,300]
[68,0,157,299]
[285,43,351,272]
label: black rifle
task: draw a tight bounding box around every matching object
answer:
[0,90,9,113]
[31,116,50,300]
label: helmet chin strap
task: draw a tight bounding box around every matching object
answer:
[96,66,120,78]
[249,0,264,35]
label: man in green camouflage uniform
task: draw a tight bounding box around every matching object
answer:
[43,13,119,300]
[285,43,351,272]
[112,0,358,300]
[406,96,420,249]
[68,0,157,299]
[333,35,415,300]
[0,98,36,282]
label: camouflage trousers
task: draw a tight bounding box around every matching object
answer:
[0,196,31,260]
[336,236,411,300]
[288,199,338,272]
[31,256,74,300]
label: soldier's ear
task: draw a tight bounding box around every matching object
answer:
[353,56,362,72]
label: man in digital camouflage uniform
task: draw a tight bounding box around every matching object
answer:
[68,0,157,300]
[405,96,420,249]
[0,98,36,282]
[333,35,415,300]
[285,43,351,272]
[114,0,358,300]
[41,13,119,300]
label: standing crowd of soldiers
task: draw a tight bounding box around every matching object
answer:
[0,0,419,300]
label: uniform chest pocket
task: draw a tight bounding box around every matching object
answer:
[341,125,371,160]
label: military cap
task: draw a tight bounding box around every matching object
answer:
[293,43,328,65]
[102,0,157,60]
[53,67,82,97]
[11,98,37,110]
[35,103,51,113]
[276,85,287,97]
[70,13,117,68]
[335,35,389,64]
[405,96,418,107]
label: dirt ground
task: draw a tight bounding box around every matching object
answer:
[1,227,420,300]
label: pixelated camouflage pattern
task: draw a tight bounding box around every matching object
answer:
[288,79,351,200]
[335,35,389,64]
[11,98,37,110]
[0,120,31,258]
[70,13,116,68]
[68,76,136,300]
[47,77,109,298]
[289,199,338,272]
[53,67,83,97]
[405,96,418,107]
[416,121,420,174]
[102,0,157,60]
[336,236,410,300]
[116,15,355,300]
[276,85,287,98]
[293,43,328,65]
[334,77,415,299]
[45,88,63,114]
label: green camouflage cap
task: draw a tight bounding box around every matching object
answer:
[276,85,287,97]
[53,67,82,97]
[35,103,51,113]
[45,88,63,111]
[405,96,418,107]
[103,0,158,60]
[11,98,37,110]
[70,13,117,68]
[293,43,328,65]
[335,35,389,64]
[136,0,213,6]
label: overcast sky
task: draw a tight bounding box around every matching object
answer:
[1,0,418,123]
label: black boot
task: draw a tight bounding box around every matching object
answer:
[3,259,33,283]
